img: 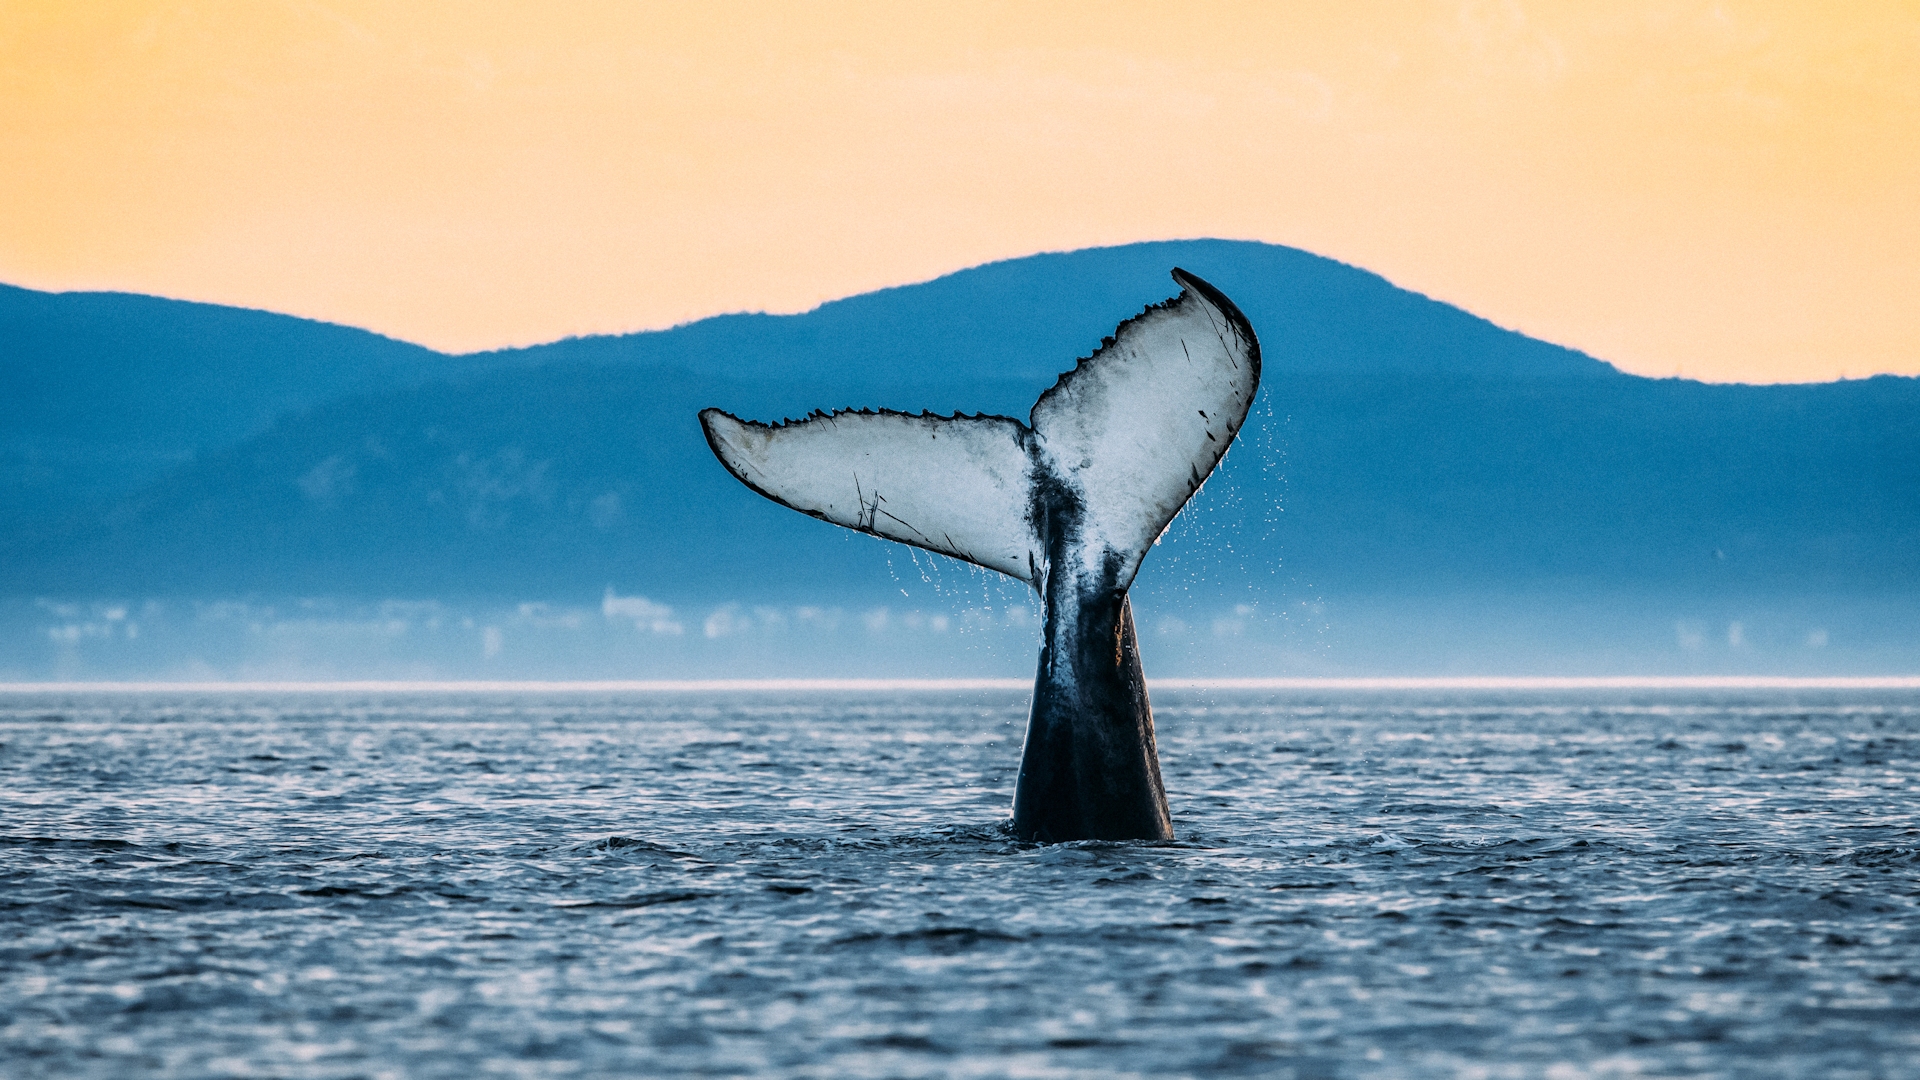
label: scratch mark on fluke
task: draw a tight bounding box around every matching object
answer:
[698,269,1262,841]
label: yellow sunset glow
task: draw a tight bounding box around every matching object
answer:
[2,1,1915,381]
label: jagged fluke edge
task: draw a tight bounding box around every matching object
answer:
[695,406,1034,569]
[704,268,1259,436]
[697,267,1262,567]
[712,406,1029,431]
[1021,267,1263,526]
[1032,268,1262,433]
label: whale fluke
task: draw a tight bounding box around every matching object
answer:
[700,268,1261,841]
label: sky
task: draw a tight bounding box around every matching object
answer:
[2,1,1916,383]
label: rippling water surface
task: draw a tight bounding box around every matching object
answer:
[2,689,1917,1078]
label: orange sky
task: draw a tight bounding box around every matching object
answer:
[2,1,1915,382]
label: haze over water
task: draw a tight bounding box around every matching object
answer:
[4,687,1916,1078]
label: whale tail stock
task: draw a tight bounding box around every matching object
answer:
[699,269,1262,841]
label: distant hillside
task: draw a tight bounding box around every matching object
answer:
[2,240,1915,676]
[0,284,468,528]
[494,240,1622,397]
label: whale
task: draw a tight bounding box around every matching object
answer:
[699,269,1261,841]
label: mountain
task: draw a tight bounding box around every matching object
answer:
[0,283,475,530]
[2,240,1915,677]
[497,240,1615,389]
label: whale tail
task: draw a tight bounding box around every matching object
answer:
[699,269,1261,841]
[698,269,1261,592]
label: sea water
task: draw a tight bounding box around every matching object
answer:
[1,689,1915,1078]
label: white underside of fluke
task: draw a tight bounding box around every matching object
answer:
[699,269,1260,592]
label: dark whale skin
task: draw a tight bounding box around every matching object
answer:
[1010,447,1173,842]
[1013,587,1171,842]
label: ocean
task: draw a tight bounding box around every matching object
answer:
[2,687,1916,1078]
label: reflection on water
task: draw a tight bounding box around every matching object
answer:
[2,689,1916,1077]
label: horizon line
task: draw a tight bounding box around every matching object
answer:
[2,676,1918,694]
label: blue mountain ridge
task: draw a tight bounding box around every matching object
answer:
[1,283,479,528]
[2,240,1915,676]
